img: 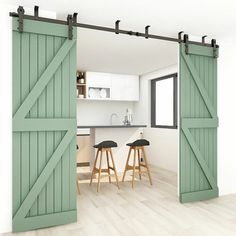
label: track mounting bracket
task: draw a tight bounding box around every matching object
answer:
[17,6,25,33]
[184,34,189,54]
[67,14,73,40]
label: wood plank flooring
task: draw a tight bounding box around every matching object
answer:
[2,166,236,236]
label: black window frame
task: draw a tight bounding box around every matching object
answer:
[151,73,178,129]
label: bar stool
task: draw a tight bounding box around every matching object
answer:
[122,139,152,188]
[90,140,120,192]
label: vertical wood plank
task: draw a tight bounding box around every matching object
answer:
[37,34,47,215]
[21,33,30,210]
[46,35,55,214]
[197,55,205,191]
[204,57,210,190]
[54,37,63,213]
[194,56,200,192]
[190,55,195,192]
[180,49,186,193]
[13,31,21,215]
[61,52,70,211]
[185,55,190,192]
[69,42,77,210]
[213,57,217,181]
[208,57,214,185]
[29,33,38,216]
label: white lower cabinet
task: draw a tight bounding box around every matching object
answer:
[86,71,139,101]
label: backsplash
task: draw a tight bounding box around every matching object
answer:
[77,100,136,125]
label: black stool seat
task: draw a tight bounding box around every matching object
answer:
[126,139,150,147]
[94,140,118,149]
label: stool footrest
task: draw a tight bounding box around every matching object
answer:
[94,167,116,172]
[126,165,139,170]
[140,163,147,168]
[94,168,110,173]
[127,165,145,171]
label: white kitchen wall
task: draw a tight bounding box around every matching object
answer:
[77,100,135,125]
[0,4,56,233]
[218,40,236,196]
[134,64,179,173]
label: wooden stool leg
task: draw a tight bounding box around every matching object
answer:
[142,147,152,185]
[132,148,137,188]
[106,150,111,183]
[122,147,132,182]
[97,150,103,192]
[109,149,120,189]
[90,149,100,185]
[137,149,142,180]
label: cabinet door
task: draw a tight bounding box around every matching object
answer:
[86,72,111,88]
[111,74,139,101]
[124,75,139,101]
[111,74,123,100]
[76,136,90,163]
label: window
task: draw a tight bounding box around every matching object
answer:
[151,73,177,129]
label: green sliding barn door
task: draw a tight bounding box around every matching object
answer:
[12,18,77,232]
[179,43,218,203]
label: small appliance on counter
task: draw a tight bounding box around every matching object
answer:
[123,108,133,126]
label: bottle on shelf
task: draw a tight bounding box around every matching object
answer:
[76,71,81,84]
[79,72,85,84]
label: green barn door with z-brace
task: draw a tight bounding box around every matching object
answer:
[179,41,219,203]
[12,17,77,232]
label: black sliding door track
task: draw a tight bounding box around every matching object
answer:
[10,6,219,48]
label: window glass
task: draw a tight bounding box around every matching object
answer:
[151,73,177,129]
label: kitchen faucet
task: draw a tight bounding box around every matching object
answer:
[110,113,118,125]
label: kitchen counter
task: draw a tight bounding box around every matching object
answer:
[77,125,147,128]
[77,125,146,172]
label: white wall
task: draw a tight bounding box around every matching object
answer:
[0,4,56,233]
[77,100,135,125]
[218,40,236,196]
[134,65,179,173]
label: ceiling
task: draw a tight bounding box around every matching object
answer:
[5,0,236,75]
[76,28,178,75]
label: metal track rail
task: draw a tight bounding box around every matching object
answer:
[9,6,219,48]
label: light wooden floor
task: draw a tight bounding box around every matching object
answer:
[3,166,236,236]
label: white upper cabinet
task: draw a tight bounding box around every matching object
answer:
[86,71,139,101]
[111,74,139,101]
